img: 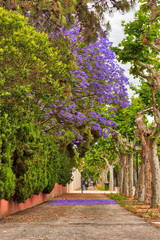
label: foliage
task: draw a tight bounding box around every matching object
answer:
[12,121,48,202]
[106,193,128,201]
[0,166,16,200]
[56,152,73,186]
[0,114,16,200]
[0,5,131,202]
[83,136,117,179]
[81,166,100,180]
[113,96,146,140]
[112,4,160,70]
[1,6,130,147]
[43,139,59,194]
[96,186,105,191]
[112,2,160,126]
[32,23,130,143]
[1,114,74,202]
[130,80,160,117]
[111,1,160,208]
[0,0,136,42]
[0,8,74,202]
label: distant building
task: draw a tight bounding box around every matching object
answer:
[68,168,81,192]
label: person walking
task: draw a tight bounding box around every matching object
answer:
[93,181,96,189]
[85,179,88,190]
[81,178,85,193]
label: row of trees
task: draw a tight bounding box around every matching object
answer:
[84,0,160,208]
[1,0,159,208]
[114,0,160,208]
[0,1,130,202]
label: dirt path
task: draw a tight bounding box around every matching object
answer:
[0,193,159,240]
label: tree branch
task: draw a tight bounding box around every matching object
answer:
[135,108,153,136]
[134,64,154,86]
[133,129,138,148]
[135,61,160,91]
[151,42,160,52]
[153,131,160,145]
[113,157,120,164]
[137,107,153,116]
[147,0,160,21]
[104,153,110,168]
[141,35,160,51]
[151,88,160,125]
[112,138,121,157]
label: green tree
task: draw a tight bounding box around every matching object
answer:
[0,7,74,202]
[0,0,135,42]
[112,1,160,207]
[84,136,118,189]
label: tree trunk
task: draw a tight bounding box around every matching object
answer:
[150,141,160,207]
[129,153,133,198]
[117,172,120,188]
[109,165,114,191]
[124,156,129,197]
[135,116,152,205]
[122,153,126,195]
[135,159,145,202]
[144,138,152,205]
[119,153,125,194]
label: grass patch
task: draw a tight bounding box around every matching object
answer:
[148,211,153,218]
[152,214,159,219]
[148,211,159,219]
[106,193,160,227]
[126,206,132,211]
[138,211,143,217]
[132,209,138,214]
[106,193,128,201]
[96,186,105,191]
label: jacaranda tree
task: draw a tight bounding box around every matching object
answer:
[0,5,130,202]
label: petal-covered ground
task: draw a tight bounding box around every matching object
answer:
[1,193,160,240]
[49,199,116,205]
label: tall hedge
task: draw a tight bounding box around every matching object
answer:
[0,8,73,202]
[0,115,16,200]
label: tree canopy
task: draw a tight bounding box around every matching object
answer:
[0,3,131,202]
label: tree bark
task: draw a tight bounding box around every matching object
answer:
[128,152,134,198]
[136,160,145,202]
[109,165,114,191]
[120,153,126,194]
[135,108,160,207]
[144,138,152,205]
[150,140,160,207]
[124,155,129,197]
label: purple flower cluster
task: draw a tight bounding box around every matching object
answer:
[49,198,116,205]
[33,19,130,142]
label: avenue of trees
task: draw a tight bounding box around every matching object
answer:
[83,0,160,208]
[0,0,160,208]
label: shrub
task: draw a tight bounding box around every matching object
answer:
[43,139,59,194]
[56,149,73,186]
[12,121,48,202]
[0,166,16,200]
[0,7,70,202]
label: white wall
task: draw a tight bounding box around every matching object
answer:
[68,168,81,192]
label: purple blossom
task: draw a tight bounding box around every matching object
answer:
[33,20,130,141]
[49,199,116,205]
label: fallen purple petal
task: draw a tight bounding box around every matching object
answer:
[49,199,116,205]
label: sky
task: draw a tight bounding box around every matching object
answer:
[104,5,140,98]
[105,5,154,123]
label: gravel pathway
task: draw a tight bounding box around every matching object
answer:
[0,193,159,240]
